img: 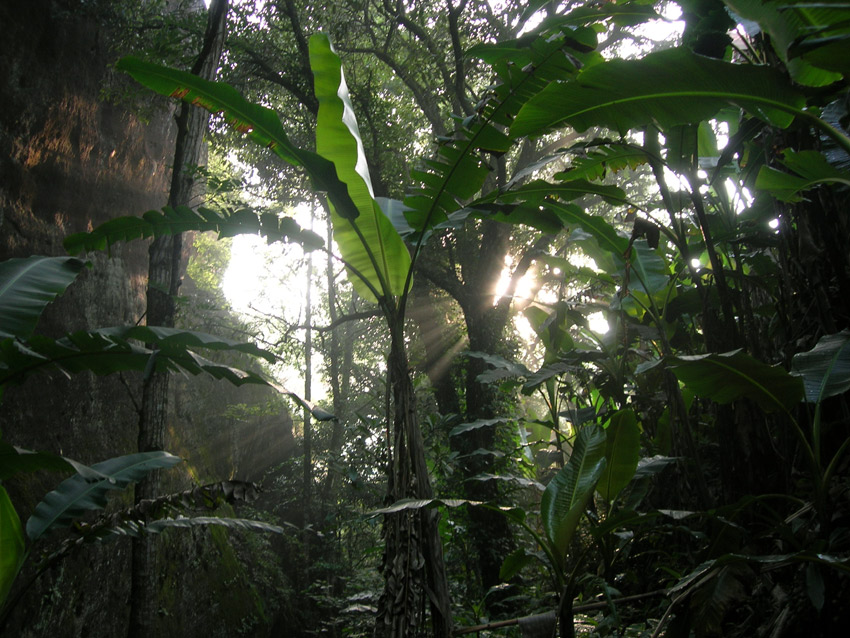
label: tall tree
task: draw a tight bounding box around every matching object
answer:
[128,1,229,635]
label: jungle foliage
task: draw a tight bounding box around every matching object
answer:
[3,0,850,637]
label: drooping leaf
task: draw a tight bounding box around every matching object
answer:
[377,197,415,238]
[500,547,537,580]
[0,440,106,481]
[725,0,848,85]
[449,418,506,437]
[540,425,608,558]
[627,240,672,297]
[0,485,25,606]
[0,326,273,389]
[0,256,86,339]
[406,28,585,234]
[369,497,483,517]
[522,362,574,393]
[668,350,804,412]
[512,47,806,138]
[64,206,323,256]
[0,326,332,422]
[26,451,183,542]
[116,57,360,220]
[687,563,753,636]
[597,410,642,502]
[633,455,678,479]
[806,563,826,611]
[270,380,336,422]
[791,330,850,403]
[466,351,531,379]
[468,473,545,491]
[534,0,664,32]
[554,141,649,181]
[755,150,850,202]
[310,33,410,300]
[102,516,285,540]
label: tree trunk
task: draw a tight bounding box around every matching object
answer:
[127,2,228,636]
[302,206,314,536]
[376,321,452,638]
[319,207,354,513]
[412,220,518,603]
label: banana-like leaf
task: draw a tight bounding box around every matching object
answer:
[267,378,336,422]
[0,327,333,422]
[468,473,545,491]
[791,330,850,403]
[499,547,537,581]
[547,201,669,295]
[103,516,284,539]
[554,142,649,181]
[0,440,106,481]
[26,451,183,542]
[449,418,506,437]
[755,150,850,203]
[724,0,848,84]
[309,33,410,301]
[668,350,804,413]
[0,485,25,606]
[0,326,272,388]
[523,0,662,33]
[540,425,607,559]
[116,56,360,221]
[596,409,642,502]
[0,256,86,339]
[64,206,323,255]
[512,47,807,138]
[462,177,633,236]
[369,497,484,517]
[405,28,586,233]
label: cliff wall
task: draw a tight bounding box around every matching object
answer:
[0,2,295,635]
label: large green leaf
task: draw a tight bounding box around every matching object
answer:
[554,141,649,181]
[531,0,663,33]
[101,516,284,540]
[64,206,323,256]
[540,425,607,559]
[0,440,105,481]
[791,330,850,403]
[405,27,585,233]
[0,256,86,339]
[25,451,183,542]
[511,47,806,138]
[544,201,669,296]
[449,418,506,437]
[0,485,25,607]
[755,150,850,203]
[0,326,332,422]
[309,33,410,301]
[0,326,273,389]
[116,56,359,221]
[668,350,804,413]
[724,0,849,84]
[597,409,642,502]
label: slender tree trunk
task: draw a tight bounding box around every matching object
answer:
[376,320,452,638]
[320,206,351,512]
[127,2,228,636]
[302,207,314,558]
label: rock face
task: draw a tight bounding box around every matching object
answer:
[0,0,171,459]
[1,1,295,635]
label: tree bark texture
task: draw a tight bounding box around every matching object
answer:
[375,326,452,638]
[128,2,228,636]
[411,220,519,600]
